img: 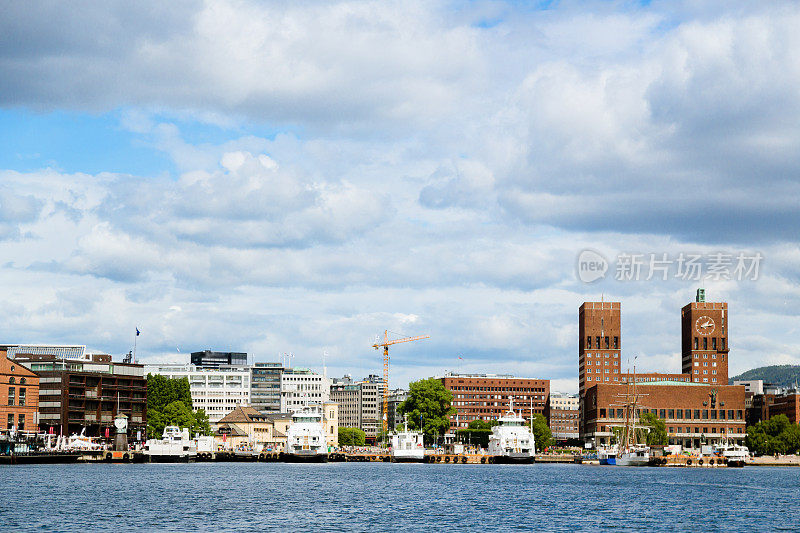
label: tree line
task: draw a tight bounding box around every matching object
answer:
[745,415,800,455]
[146,374,212,439]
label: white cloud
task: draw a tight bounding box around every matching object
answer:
[1,1,799,392]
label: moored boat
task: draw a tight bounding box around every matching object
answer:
[285,405,328,462]
[391,414,425,463]
[598,445,617,465]
[143,426,197,462]
[487,398,535,464]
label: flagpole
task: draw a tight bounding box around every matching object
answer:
[133,330,138,364]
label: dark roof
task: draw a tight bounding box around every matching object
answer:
[265,412,294,421]
[217,405,271,424]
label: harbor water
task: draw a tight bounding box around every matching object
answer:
[2,463,799,531]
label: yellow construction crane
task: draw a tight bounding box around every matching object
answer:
[372,330,430,436]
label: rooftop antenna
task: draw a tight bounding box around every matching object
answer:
[323,350,328,378]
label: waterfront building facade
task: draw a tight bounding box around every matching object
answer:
[387,388,408,431]
[1,353,39,434]
[549,392,579,441]
[584,381,746,448]
[439,373,550,431]
[14,352,146,440]
[323,401,339,447]
[279,368,330,413]
[329,375,381,437]
[191,350,248,368]
[250,362,286,413]
[579,290,746,448]
[146,363,250,423]
[744,385,800,425]
[215,405,286,449]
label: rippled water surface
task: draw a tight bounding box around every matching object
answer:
[2,463,799,531]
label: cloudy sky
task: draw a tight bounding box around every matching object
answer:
[1,0,799,392]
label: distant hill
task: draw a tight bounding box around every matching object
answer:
[729,365,800,388]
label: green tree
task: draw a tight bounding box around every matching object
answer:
[146,375,203,438]
[529,414,554,451]
[338,427,366,446]
[639,412,668,445]
[398,378,456,445]
[745,415,800,456]
[147,374,193,412]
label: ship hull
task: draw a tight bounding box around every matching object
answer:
[284,452,329,463]
[145,454,195,463]
[491,454,534,464]
[391,453,425,463]
[614,456,649,467]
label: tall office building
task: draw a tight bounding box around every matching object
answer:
[250,362,286,413]
[279,368,330,413]
[329,374,382,438]
[145,363,250,424]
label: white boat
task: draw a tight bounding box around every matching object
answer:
[487,398,535,463]
[285,405,328,462]
[598,444,617,465]
[713,442,749,467]
[143,426,197,462]
[391,414,425,463]
[57,429,103,451]
[616,444,650,466]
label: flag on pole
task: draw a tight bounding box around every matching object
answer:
[136,327,140,336]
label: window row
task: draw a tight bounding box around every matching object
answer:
[5,413,25,430]
[7,387,27,406]
[693,337,726,350]
[586,336,619,349]
[598,408,743,420]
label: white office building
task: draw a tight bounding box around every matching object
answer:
[145,363,251,423]
[280,368,330,413]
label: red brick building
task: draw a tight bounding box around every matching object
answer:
[579,290,746,448]
[11,350,147,440]
[440,373,549,431]
[767,393,800,424]
[748,391,800,425]
[681,298,729,384]
[1,353,39,434]
[584,381,746,448]
[578,301,621,395]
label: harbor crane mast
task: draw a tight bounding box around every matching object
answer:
[372,330,430,436]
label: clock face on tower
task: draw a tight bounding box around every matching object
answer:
[695,316,715,335]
